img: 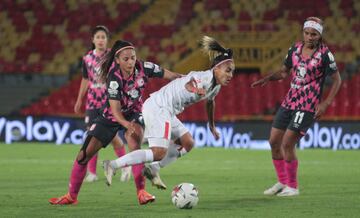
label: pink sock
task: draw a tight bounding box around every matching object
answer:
[87,153,98,175]
[114,146,126,157]
[273,159,287,185]
[69,160,87,199]
[285,160,298,189]
[132,164,145,192]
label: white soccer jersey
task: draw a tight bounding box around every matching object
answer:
[150,70,221,115]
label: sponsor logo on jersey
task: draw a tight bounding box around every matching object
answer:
[144,62,154,69]
[108,81,119,95]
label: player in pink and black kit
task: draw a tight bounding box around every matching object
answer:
[252,17,342,196]
[49,40,181,205]
[74,25,131,183]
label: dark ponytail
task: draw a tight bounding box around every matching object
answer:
[200,36,233,68]
[99,40,134,82]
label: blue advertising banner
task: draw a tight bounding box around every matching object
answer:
[0,116,359,150]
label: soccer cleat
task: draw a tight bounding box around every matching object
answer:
[120,166,132,182]
[276,186,299,197]
[103,160,115,186]
[49,193,78,205]
[142,165,167,190]
[84,173,98,182]
[137,189,155,205]
[263,182,286,195]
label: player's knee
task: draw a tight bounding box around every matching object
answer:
[183,137,194,152]
[269,138,281,149]
[179,134,194,152]
[281,142,295,152]
[76,153,88,165]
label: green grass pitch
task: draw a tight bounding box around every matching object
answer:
[0,143,359,218]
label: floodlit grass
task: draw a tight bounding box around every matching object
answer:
[0,143,359,218]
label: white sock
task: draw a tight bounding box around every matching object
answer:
[159,143,188,168]
[110,149,153,169]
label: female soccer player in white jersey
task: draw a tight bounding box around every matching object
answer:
[103,36,234,189]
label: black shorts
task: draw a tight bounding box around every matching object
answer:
[272,107,315,135]
[87,112,145,147]
[85,109,101,128]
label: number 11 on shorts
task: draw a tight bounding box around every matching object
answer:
[294,111,304,124]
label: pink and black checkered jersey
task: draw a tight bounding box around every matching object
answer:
[281,42,338,113]
[102,60,164,123]
[82,49,109,110]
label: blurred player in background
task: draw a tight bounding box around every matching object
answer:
[251,17,341,196]
[103,36,234,190]
[49,40,181,205]
[74,25,131,183]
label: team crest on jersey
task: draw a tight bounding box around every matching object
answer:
[128,89,139,99]
[137,78,144,87]
[109,81,119,89]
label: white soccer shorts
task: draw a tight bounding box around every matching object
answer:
[143,98,188,148]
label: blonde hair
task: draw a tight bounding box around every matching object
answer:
[200,36,233,67]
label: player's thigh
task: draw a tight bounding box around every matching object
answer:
[87,117,120,147]
[77,136,103,164]
[144,108,172,140]
[270,107,292,147]
[269,127,285,148]
[124,112,145,150]
[171,116,194,150]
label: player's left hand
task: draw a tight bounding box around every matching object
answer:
[314,102,329,120]
[209,126,220,140]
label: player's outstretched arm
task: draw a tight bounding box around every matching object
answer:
[251,65,290,88]
[163,69,182,80]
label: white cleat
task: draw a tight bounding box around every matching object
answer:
[142,165,167,190]
[264,182,286,195]
[120,166,132,182]
[84,173,98,182]
[103,160,115,186]
[276,186,299,197]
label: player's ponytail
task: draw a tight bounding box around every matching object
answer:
[99,40,134,82]
[200,36,233,68]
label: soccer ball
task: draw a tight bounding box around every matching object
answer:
[171,183,199,209]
